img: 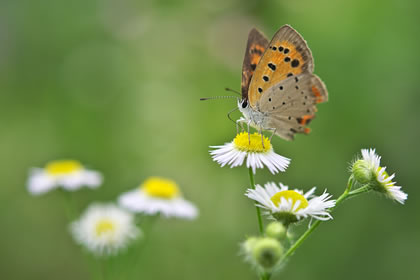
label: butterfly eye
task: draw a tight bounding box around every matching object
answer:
[242,100,248,108]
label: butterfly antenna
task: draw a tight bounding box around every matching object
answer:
[200,87,241,101]
[224,88,241,96]
[200,96,237,101]
[227,107,239,124]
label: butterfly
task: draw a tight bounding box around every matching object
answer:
[238,25,328,141]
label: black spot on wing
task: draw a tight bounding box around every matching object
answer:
[268,63,276,71]
[251,48,263,55]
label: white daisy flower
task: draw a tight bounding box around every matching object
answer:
[209,132,290,174]
[245,182,335,225]
[27,160,103,195]
[355,149,407,204]
[118,177,198,219]
[70,203,140,256]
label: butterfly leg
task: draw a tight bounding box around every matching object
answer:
[247,120,252,144]
[266,127,277,142]
[236,117,246,134]
[258,126,265,149]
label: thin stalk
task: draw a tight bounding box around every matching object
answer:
[60,190,77,221]
[126,214,159,279]
[348,185,371,197]
[248,168,264,235]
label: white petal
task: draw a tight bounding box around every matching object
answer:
[27,169,57,195]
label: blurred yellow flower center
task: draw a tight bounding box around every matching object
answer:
[233,132,271,153]
[95,219,115,236]
[46,160,82,175]
[142,177,180,199]
[271,190,308,211]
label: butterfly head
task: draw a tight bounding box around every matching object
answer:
[238,98,252,120]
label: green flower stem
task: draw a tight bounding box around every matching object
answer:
[348,185,371,197]
[60,189,77,221]
[248,168,264,235]
[247,169,268,280]
[100,258,111,280]
[263,272,271,280]
[125,214,160,279]
[279,178,371,264]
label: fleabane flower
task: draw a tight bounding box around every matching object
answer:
[118,177,198,219]
[352,149,407,204]
[70,203,140,256]
[246,182,335,225]
[27,160,103,195]
[210,132,290,174]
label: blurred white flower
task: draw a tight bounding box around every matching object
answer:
[210,132,290,174]
[246,182,335,225]
[118,177,198,219]
[27,160,102,195]
[70,203,140,256]
[355,149,407,204]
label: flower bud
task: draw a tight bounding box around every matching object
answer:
[265,222,286,240]
[352,159,373,184]
[242,237,258,254]
[252,237,283,270]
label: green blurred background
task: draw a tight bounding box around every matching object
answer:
[1,0,419,279]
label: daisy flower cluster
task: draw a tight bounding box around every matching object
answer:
[27,159,198,257]
[209,132,407,276]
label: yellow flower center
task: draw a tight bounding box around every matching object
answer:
[270,190,309,211]
[95,219,115,236]
[233,132,271,153]
[142,177,180,199]
[45,160,82,175]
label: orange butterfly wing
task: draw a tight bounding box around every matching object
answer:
[241,28,269,100]
[248,25,315,107]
